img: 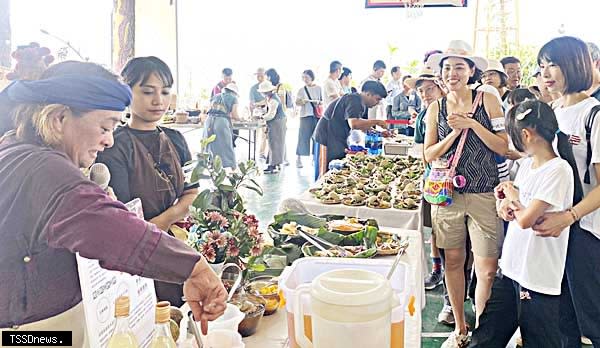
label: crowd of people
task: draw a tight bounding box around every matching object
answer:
[416,37,600,348]
[1,32,600,348]
[203,36,600,347]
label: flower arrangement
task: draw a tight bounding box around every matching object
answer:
[186,211,235,264]
[186,136,264,270]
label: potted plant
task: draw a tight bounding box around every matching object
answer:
[186,136,265,274]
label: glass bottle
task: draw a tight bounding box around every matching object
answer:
[107,296,139,348]
[150,301,177,348]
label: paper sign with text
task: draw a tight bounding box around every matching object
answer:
[77,198,156,348]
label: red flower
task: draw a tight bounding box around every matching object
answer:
[216,235,228,248]
[248,226,260,238]
[201,244,216,263]
[206,211,229,228]
[251,245,262,257]
[227,245,240,257]
[208,230,221,242]
[243,214,259,228]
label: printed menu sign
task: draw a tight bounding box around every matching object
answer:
[77,198,156,347]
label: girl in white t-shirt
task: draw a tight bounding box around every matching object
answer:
[532,36,600,347]
[471,100,583,348]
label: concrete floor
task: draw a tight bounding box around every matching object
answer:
[182,120,591,348]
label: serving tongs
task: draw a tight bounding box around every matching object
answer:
[298,230,348,257]
[386,238,410,280]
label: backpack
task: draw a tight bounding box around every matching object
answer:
[583,105,600,184]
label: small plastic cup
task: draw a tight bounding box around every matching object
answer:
[205,329,245,348]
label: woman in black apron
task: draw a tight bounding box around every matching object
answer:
[97,56,197,306]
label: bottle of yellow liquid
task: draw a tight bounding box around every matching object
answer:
[150,301,177,348]
[107,296,139,348]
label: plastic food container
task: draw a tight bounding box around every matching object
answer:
[279,257,410,348]
[205,329,245,348]
[206,303,245,332]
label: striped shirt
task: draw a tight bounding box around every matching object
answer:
[437,91,500,193]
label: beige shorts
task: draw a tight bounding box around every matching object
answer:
[431,192,503,258]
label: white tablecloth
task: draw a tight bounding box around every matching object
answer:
[297,190,422,231]
[243,227,425,348]
[295,182,428,307]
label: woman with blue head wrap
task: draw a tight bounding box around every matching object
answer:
[0,61,227,342]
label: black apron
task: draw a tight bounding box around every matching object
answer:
[125,126,186,306]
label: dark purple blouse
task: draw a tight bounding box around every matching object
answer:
[0,141,201,327]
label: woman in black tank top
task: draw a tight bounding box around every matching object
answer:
[424,45,508,348]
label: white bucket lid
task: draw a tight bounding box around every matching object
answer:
[311,269,392,306]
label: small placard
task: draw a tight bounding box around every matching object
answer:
[77,198,156,347]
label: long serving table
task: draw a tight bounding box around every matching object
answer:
[160,120,266,161]
[293,175,427,310]
[242,227,424,348]
[232,120,266,162]
[160,122,203,134]
[179,227,424,348]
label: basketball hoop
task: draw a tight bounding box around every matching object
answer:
[405,0,425,19]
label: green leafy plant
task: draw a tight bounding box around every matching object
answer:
[187,136,264,271]
[190,135,263,214]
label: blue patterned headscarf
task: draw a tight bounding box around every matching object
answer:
[1,74,132,111]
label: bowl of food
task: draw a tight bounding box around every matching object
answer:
[230,293,266,337]
[245,276,280,316]
[221,271,243,295]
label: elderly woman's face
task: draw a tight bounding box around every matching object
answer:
[417,80,443,107]
[482,70,503,89]
[130,73,172,123]
[60,109,122,168]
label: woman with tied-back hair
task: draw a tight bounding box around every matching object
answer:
[97,56,201,307]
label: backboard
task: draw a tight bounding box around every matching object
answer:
[365,0,467,8]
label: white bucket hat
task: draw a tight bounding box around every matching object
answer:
[483,59,507,78]
[404,67,439,90]
[426,40,488,73]
[257,80,276,93]
[224,82,239,95]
